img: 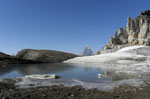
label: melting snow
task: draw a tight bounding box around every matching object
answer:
[64,46,150,75]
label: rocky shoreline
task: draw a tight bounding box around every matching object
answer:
[0,78,150,99]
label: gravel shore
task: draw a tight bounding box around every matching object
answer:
[0,79,150,99]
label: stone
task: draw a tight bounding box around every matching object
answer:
[133,39,138,44]
[114,30,118,38]
[110,37,113,45]
[25,74,61,79]
[97,10,150,54]
[122,39,128,44]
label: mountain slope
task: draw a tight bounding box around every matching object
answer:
[0,52,11,58]
[16,49,78,63]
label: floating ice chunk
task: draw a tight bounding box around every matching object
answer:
[25,74,61,79]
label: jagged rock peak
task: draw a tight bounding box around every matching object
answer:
[81,45,93,56]
[140,10,150,16]
[97,10,150,54]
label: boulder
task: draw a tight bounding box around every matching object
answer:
[16,49,78,63]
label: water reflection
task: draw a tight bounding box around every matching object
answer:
[97,67,138,81]
[0,63,139,81]
[0,65,17,76]
[0,63,74,77]
[83,67,92,73]
[65,63,138,81]
[17,63,74,75]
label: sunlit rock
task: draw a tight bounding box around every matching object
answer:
[97,10,150,54]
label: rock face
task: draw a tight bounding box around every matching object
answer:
[97,10,150,54]
[81,45,93,56]
[16,49,78,63]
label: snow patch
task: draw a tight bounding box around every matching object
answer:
[64,46,150,75]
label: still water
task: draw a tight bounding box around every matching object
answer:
[0,63,131,82]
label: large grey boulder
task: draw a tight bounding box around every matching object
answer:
[16,49,78,63]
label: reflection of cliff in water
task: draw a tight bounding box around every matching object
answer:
[97,67,136,81]
[17,63,75,75]
[64,63,134,81]
[0,63,75,76]
[0,63,137,81]
[0,64,18,76]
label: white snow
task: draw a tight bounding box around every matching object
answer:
[64,46,150,75]
[117,45,144,52]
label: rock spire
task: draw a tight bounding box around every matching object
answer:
[97,10,150,54]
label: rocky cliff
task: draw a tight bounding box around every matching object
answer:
[97,10,150,54]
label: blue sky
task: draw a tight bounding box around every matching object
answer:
[0,0,150,55]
